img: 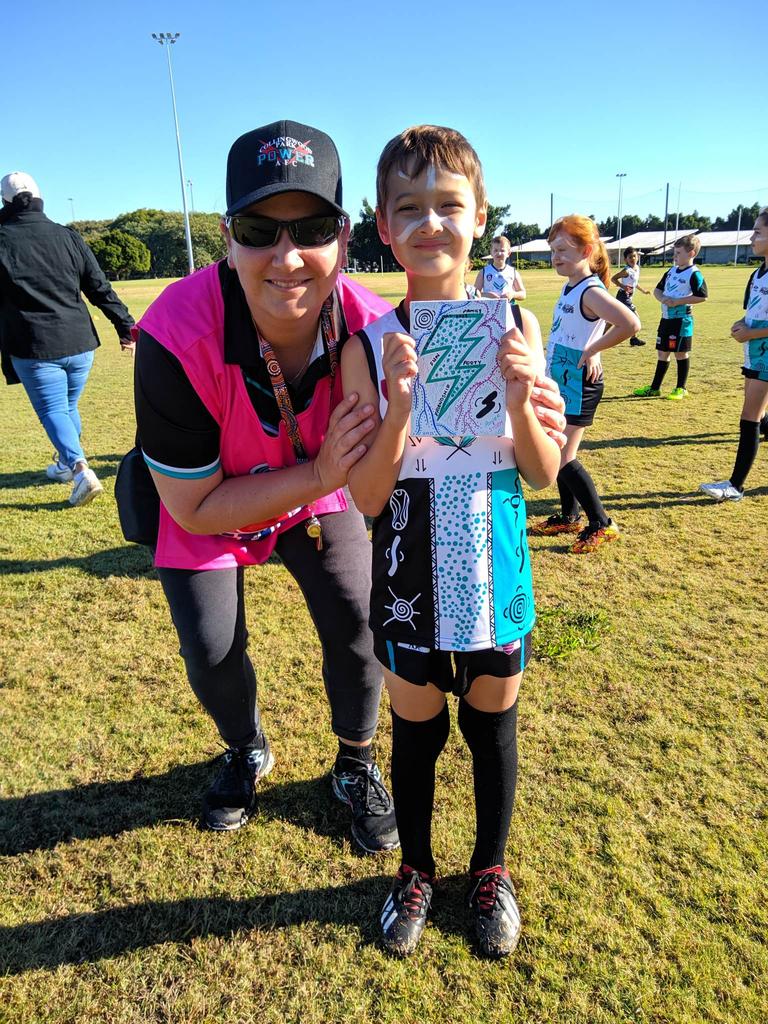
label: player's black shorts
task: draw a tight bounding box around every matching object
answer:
[656,318,693,353]
[615,288,637,313]
[565,375,604,427]
[373,630,533,696]
[742,366,768,382]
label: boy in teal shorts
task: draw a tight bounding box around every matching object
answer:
[633,234,708,399]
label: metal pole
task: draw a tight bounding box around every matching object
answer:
[68,197,75,222]
[380,254,384,274]
[674,181,681,239]
[734,205,743,264]
[152,33,194,274]
[616,173,626,265]
[550,192,554,265]
[662,183,669,267]
[187,179,195,214]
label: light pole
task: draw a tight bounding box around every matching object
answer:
[152,32,194,274]
[67,197,75,222]
[186,178,195,214]
[616,172,627,266]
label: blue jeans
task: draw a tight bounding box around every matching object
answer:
[11,351,95,469]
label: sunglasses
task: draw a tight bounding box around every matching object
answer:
[226,213,345,249]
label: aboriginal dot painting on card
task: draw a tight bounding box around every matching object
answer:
[358,306,535,654]
[410,299,509,437]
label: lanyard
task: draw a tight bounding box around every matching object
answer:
[254,295,339,549]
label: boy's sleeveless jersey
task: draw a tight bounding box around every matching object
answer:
[545,275,606,416]
[743,265,768,378]
[659,265,702,319]
[360,308,535,653]
[619,265,640,291]
[482,264,518,296]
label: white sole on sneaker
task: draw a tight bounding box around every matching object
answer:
[69,471,104,507]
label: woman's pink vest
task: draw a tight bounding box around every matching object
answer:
[137,263,391,570]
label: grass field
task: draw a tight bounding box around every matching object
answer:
[1,267,766,1024]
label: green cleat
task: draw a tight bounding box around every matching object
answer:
[666,387,688,400]
[632,385,661,397]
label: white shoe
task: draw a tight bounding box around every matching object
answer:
[698,480,744,502]
[69,468,103,506]
[46,460,74,483]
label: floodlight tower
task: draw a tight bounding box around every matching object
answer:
[616,172,627,266]
[152,32,194,274]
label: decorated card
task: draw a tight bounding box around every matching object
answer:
[410,299,509,437]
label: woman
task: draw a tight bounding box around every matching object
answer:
[0,171,135,506]
[134,120,568,847]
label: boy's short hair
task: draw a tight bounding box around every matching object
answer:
[492,235,511,249]
[623,246,638,259]
[376,125,487,212]
[674,234,701,255]
[757,206,768,226]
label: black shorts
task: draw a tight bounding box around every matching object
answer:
[373,630,533,696]
[615,288,637,313]
[656,318,693,353]
[565,375,604,428]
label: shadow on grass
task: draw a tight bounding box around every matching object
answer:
[527,486,768,519]
[0,876,391,973]
[0,763,364,858]
[0,454,122,490]
[0,544,155,578]
[581,432,733,451]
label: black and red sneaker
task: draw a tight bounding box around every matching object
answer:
[467,865,521,958]
[380,864,434,956]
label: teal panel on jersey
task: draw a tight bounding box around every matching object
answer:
[490,468,535,644]
[548,344,583,416]
[747,331,768,375]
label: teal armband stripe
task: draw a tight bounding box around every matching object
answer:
[143,452,221,480]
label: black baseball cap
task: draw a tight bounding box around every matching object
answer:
[225,120,346,218]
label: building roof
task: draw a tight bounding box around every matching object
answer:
[694,230,753,247]
[508,235,612,254]
[603,229,699,251]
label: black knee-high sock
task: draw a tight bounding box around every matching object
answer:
[390,704,450,876]
[557,473,580,519]
[458,699,518,873]
[730,419,760,491]
[651,360,670,391]
[676,358,690,390]
[558,458,609,526]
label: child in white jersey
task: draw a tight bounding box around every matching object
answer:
[342,125,560,958]
[611,246,649,346]
[633,234,708,400]
[475,234,526,304]
[530,215,640,552]
[700,208,768,501]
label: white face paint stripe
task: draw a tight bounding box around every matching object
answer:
[425,165,436,190]
[394,212,466,246]
[397,170,411,179]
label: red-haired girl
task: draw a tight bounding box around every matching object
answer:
[531,215,640,552]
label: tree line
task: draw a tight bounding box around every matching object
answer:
[72,201,763,279]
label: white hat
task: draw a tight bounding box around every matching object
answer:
[1,171,41,203]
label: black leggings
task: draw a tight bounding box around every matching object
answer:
[157,502,382,748]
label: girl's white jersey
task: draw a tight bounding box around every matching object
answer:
[545,275,606,370]
[743,264,768,376]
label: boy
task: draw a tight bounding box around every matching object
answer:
[611,246,649,346]
[633,234,708,399]
[475,234,526,304]
[342,126,560,958]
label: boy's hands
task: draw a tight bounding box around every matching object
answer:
[498,327,538,407]
[382,331,418,420]
[731,319,751,342]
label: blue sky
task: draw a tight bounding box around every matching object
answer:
[4,0,764,233]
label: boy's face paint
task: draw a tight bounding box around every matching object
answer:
[377,164,486,278]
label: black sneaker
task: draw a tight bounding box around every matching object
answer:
[629,337,646,346]
[380,865,434,956]
[331,754,400,853]
[468,866,521,958]
[202,738,274,831]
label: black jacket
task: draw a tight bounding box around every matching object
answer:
[0,209,135,377]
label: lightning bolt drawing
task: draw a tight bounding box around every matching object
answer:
[421,310,485,418]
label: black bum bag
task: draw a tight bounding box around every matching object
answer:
[115,446,160,547]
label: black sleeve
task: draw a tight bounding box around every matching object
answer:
[134,329,221,470]
[690,270,708,298]
[744,270,757,310]
[72,230,135,339]
[655,270,669,291]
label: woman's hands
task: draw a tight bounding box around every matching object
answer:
[312,393,376,493]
